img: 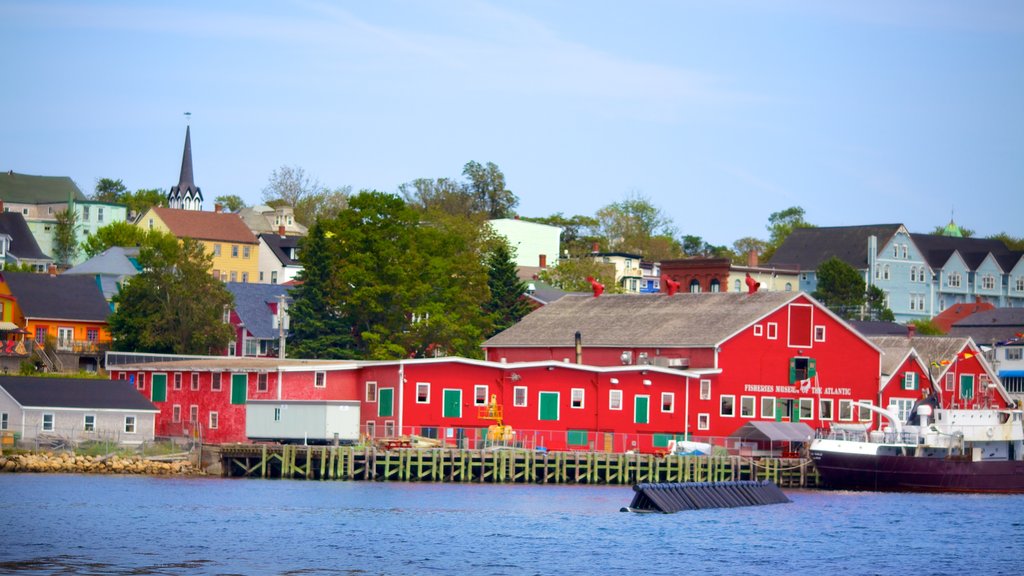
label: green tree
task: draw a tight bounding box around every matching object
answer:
[812,257,865,319]
[484,241,532,337]
[595,193,677,258]
[538,257,618,293]
[93,178,128,203]
[731,236,768,265]
[109,234,234,354]
[289,191,491,360]
[463,161,518,219]
[865,285,895,322]
[123,188,166,216]
[82,221,150,258]
[988,232,1024,251]
[909,318,945,335]
[52,207,80,269]
[763,206,814,261]
[214,195,246,212]
[400,177,479,218]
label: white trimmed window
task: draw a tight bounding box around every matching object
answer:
[191,372,199,391]
[661,392,674,413]
[767,323,778,340]
[514,386,527,407]
[0,412,7,430]
[571,388,585,409]
[609,389,622,411]
[172,405,181,423]
[720,395,735,417]
[857,401,872,422]
[416,382,430,404]
[124,415,136,434]
[189,405,198,424]
[385,421,395,437]
[42,413,54,432]
[697,413,710,431]
[258,373,269,392]
[820,399,833,421]
[740,396,755,418]
[799,398,813,421]
[1007,348,1023,361]
[173,373,182,390]
[366,381,378,402]
[84,414,96,432]
[814,326,826,342]
[136,372,145,390]
[366,421,376,438]
[212,373,222,391]
[902,372,918,390]
[209,412,218,430]
[760,397,776,419]
[753,324,763,337]
[475,385,489,406]
[314,371,326,388]
[839,400,853,421]
[699,379,711,400]
[945,373,955,392]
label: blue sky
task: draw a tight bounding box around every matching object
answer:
[2,0,1022,247]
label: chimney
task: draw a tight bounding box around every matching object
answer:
[214,203,223,213]
[48,263,57,277]
[908,324,916,339]
[539,254,547,269]
[747,250,758,267]
[575,331,583,364]
[279,225,286,238]
[592,242,600,254]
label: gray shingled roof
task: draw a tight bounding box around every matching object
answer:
[258,233,301,267]
[768,224,902,270]
[2,271,110,321]
[869,335,970,377]
[225,282,292,339]
[0,212,52,262]
[949,309,1024,344]
[63,247,142,301]
[0,376,157,411]
[910,233,1015,271]
[483,291,800,348]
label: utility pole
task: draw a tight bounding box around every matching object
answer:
[277,293,288,359]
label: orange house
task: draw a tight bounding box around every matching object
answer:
[0,270,112,351]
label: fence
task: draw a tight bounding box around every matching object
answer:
[1,423,198,456]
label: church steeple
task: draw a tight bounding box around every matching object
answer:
[168,118,203,211]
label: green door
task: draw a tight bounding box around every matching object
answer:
[151,374,167,402]
[230,374,247,405]
[539,392,559,421]
[443,389,461,418]
[960,374,975,400]
[379,388,394,417]
[634,395,649,424]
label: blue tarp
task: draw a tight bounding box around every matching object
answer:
[999,370,1024,378]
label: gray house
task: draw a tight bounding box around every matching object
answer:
[0,376,158,446]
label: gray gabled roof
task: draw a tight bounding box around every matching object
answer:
[729,421,815,442]
[949,309,1024,344]
[258,233,301,267]
[2,271,110,322]
[0,376,157,411]
[909,233,1014,271]
[483,291,800,349]
[768,224,903,270]
[63,247,141,301]
[225,282,292,339]
[869,336,971,377]
[0,212,52,262]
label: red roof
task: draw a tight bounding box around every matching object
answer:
[932,300,995,333]
[151,207,257,245]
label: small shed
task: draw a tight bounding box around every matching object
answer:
[0,376,158,447]
[246,400,361,444]
[728,421,815,457]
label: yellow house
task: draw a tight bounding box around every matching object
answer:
[136,206,259,283]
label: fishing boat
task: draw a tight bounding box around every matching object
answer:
[810,398,1024,493]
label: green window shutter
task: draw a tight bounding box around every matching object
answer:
[230,374,247,405]
[151,374,167,403]
[789,358,797,384]
[775,405,783,422]
[539,392,559,421]
[808,358,817,378]
[634,396,649,424]
[792,406,801,423]
[567,430,588,446]
[443,390,461,418]
[378,388,394,417]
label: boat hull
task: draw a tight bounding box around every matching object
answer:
[810,449,1024,494]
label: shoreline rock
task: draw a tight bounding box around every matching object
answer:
[0,451,205,476]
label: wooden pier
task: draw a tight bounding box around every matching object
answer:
[215,445,820,488]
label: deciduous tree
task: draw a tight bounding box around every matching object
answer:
[812,257,865,319]
[594,193,676,258]
[52,207,79,269]
[262,165,350,226]
[82,221,150,258]
[463,161,518,219]
[763,206,814,261]
[214,195,246,212]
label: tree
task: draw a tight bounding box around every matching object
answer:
[400,177,479,218]
[988,232,1024,251]
[93,178,128,203]
[763,206,814,261]
[812,257,865,319]
[52,207,79,269]
[731,236,768,265]
[109,234,235,354]
[520,213,600,256]
[262,165,349,226]
[865,285,895,322]
[538,257,618,293]
[484,241,532,337]
[594,193,677,258]
[463,161,518,219]
[122,188,166,216]
[82,221,150,258]
[909,318,945,335]
[215,195,246,212]
[288,191,492,360]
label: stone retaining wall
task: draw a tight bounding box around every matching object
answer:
[0,452,204,476]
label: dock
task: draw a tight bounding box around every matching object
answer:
[213,445,820,488]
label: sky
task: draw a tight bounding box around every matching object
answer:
[2,0,1022,247]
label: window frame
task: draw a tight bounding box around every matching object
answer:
[766,322,778,340]
[173,373,182,390]
[697,413,710,431]
[570,388,585,409]
[661,392,674,413]
[474,384,489,406]
[42,413,54,432]
[513,386,527,407]
[83,414,96,432]
[760,396,776,419]
[365,381,377,403]
[699,379,711,400]
[124,415,136,434]
[208,411,218,430]
[190,372,199,391]
[211,372,222,391]
[609,389,622,411]
[819,398,834,421]
[739,395,755,418]
[416,382,430,404]
[720,394,735,417]
[314,371,326,389]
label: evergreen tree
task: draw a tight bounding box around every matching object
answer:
[287,222,356,359]
[53,207,80,269]
[812,257,865,319]
[484,241,531,337]
[110,234,234,354]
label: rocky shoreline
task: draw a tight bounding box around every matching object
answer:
[0,451,205,475]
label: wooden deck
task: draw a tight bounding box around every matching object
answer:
[216,444,821,488]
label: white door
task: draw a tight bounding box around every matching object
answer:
[57,327,73,350]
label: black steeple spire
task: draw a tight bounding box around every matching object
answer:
[168,118,203,210]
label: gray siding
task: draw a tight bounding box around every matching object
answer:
[246,401,360,442]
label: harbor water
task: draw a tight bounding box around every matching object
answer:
[1,474,1022,575]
